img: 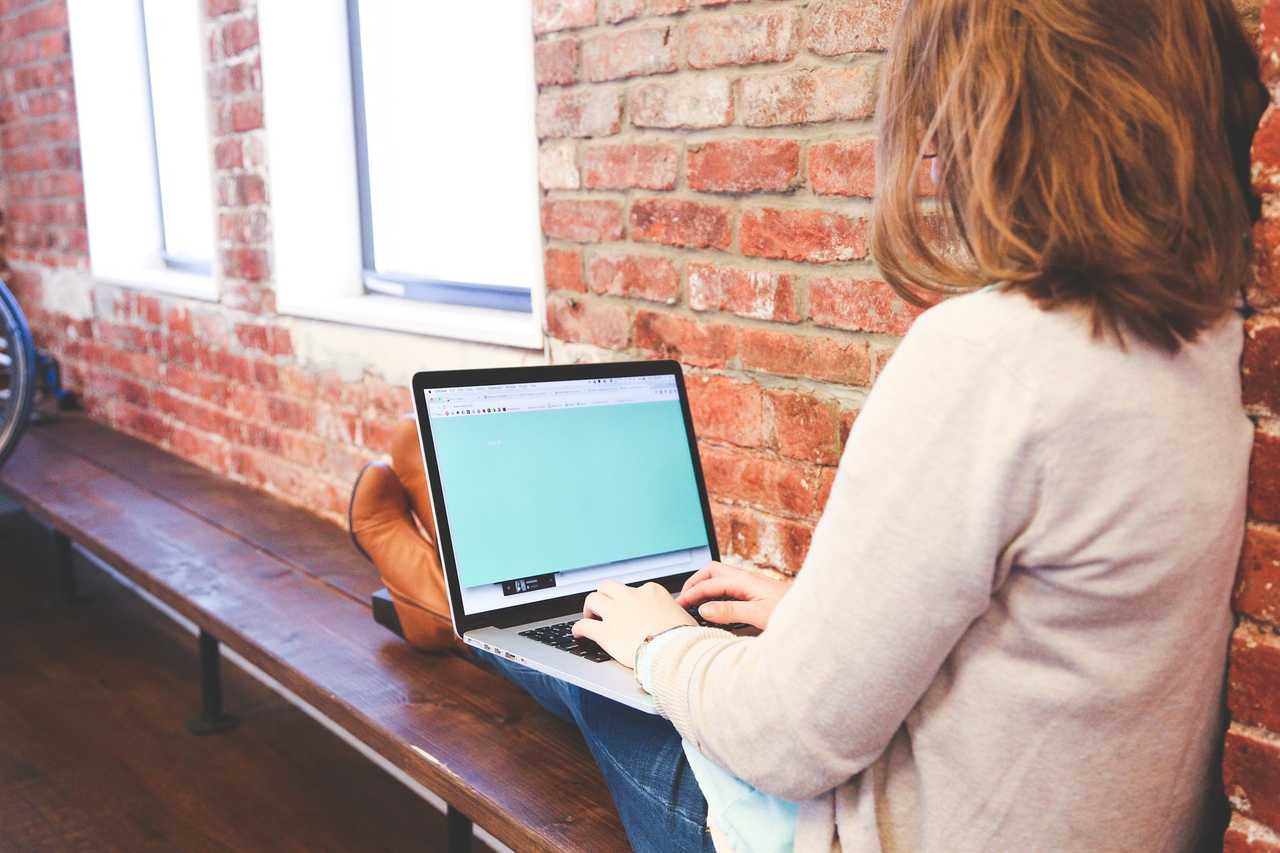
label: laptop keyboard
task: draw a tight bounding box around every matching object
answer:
[518,607,747,663]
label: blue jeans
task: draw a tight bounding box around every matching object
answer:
[475,651,714,853]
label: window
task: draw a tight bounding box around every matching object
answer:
[259,0,545,349]
[68,0,217,299]
[140,0,215,276]
[347,2,539,313]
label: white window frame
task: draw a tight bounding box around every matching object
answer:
[68,0,219,301]
[257,0,545,351]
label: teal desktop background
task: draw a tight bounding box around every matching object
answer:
[432,400,709,588]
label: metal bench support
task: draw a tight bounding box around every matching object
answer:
[446,805,472,853]
[186,629,239,735]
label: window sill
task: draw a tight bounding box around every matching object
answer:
[93,265,220,302]
[278,292,545,351]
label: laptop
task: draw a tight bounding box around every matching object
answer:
[411,360,719,713]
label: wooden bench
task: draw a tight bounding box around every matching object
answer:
[0,414,628,853]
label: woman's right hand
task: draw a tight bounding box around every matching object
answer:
[677,561,792,632]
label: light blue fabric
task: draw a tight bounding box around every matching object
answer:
[640,629,799,852]
[431,400,708,586]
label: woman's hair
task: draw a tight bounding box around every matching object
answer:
[872,0,1269,352]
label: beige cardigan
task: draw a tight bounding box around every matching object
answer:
[647,288,1251,852]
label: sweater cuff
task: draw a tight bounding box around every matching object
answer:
[642,625,743,746]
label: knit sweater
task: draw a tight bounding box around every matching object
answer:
[647,287,1251,852]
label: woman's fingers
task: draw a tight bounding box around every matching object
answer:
[677,575,762,608]
[680,564,717,594]
[595,579,631,599]
[698,599,764,629]
[582,590,620,621]
[572,617,604,642]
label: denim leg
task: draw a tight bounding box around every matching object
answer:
[476,651,713,853]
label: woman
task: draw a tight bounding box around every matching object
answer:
[351,0,1268,849]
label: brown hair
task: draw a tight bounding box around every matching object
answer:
[872,0,1269,352]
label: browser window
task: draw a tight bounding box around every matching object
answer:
[424,375,713,614]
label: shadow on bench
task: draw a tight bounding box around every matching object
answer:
[0,414,627,853]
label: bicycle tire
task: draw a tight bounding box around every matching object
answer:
[0,279,37,469]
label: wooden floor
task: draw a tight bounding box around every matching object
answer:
[0,507,485,852]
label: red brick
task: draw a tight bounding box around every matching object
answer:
[809,137,876,197]
[1249,427,1280,523]
[582,142,678,190]
[221,17,259,56]
[1224,815,1280,853]
[687,138,800,193]
[810,277,924,335]
[806,0,903,55]
[587,252,679,302]
[633,310,736,367]
[541,199,624,242]
[234,322,291,356]
[601,0,643,22]
[712,501,760,561]
[545,247,587,293]
[631,197,732,250]
[711,503,813,572]
[740,65,879,127]
[601,0,689,23]
[687,262,799,322]
[686,374,766,447]
[221,247,269,281]
[700,444,822,517]
[534,38,578,86]
[628,77,734,129]
[170,426,228,471]
[1251,218,1280,310]
[229,99,263,132]
[582,26,677,82]
[539,140,580,189]
[767,389,845,465]
[684,9,798,68]
[546,294,631,349]
[1246,316,1280,415]
[213,137,243,170]
[1238,524,1280,625]
[1255,105,1280,195]
[536,90,623,138]
[776,518,815,572]
[533,0,597,33]
[740,207,867,263]
[1224,727,1280,830]
[738,327,871,386]
[1229,625,1280,732]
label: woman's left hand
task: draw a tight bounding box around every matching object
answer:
[573,580,697,668]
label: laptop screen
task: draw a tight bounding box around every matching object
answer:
[424,374,714,616]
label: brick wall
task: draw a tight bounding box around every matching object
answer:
[1228,2,1280,848]
[536,0,914,574]
[0,0,1273,846]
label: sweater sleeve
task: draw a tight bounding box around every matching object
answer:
[646,305,1044,801]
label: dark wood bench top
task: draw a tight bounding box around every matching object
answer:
[0,415,627,853]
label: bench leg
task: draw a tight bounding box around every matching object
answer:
[446,805,472,853]
[51,529,79,603]
[186,629,239,736]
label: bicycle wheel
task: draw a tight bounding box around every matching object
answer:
[0,279,36,468]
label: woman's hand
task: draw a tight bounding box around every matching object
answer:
[677,561,791,632]
[573,580,697,668]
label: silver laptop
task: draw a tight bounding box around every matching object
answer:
[411,360,720,713]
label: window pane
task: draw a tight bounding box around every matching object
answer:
[355,2,542,292]
[142,0,214,265]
